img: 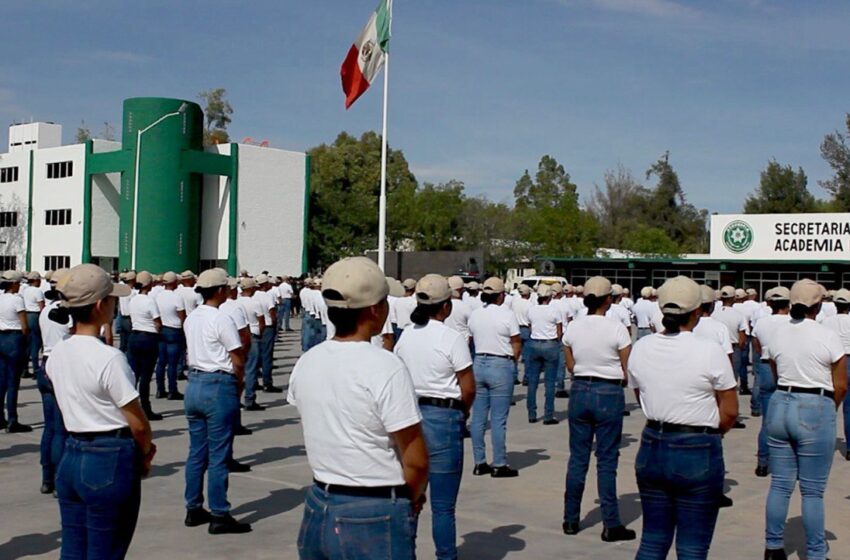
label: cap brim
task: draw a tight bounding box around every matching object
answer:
[111,284,132,298]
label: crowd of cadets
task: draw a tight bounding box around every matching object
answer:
[2,260,850,559]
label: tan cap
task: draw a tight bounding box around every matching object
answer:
[537,284,553,298]
[735,288,746,299]
[255,273,270,285]
[467,281,480,291]
[699,285,716,304]
[2,270,23,283]
[447,275,464,290]
[623,288,630,296]
[415,274,452,305]
[124,271,137,282]
[179,270,195,280]
[162,271,178,284]
[197,268,229,289]
[765,286,791,301]
[482,277,505,294]
[650,288,657,297]
[720,286,736,299]
[746,288,757,296]
[322,256,388,309]
[57,264,130,307]
[611,283,624,296]
[226,277,238,289]
[658,276,701,315]
[26,271,41,281]
[518,284,532,296]
[640,286,652,298]
[136,271,153,287]
[551,283,563,295]
[790,279,824,307]
[575,285,584,295]
[833,288,850,305]
[402,278,417,291]
[386,277,405,298]
[584,276,612,298]
[51,268,71,285]
[240,277,258,289]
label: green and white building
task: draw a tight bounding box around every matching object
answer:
[0,97,310,276]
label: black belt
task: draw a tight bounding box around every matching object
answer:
[776,385,835,399]
[476,353,512,359]
[0,330,21,334]
[418,396,464,411]
[313,479,411,499]
[574,376,627,387]
[646,420,721,435]
[70,427,133,440]
[26,311,39,314]
[530,338,560,343]
[252,334,262,339]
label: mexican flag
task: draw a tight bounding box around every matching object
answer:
[340,0,391,109]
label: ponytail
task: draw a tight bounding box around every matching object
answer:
[790,303,814,320]
[661,312,689,334]
[411,301,447,326]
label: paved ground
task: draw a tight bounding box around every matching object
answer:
[2,318,850,559]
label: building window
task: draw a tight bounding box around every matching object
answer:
[45,209,72,226]
[0,256,16,269]
[0,212,18,227]
[44,255,71,270]
[0,167,19,183]
[46,161,73,179]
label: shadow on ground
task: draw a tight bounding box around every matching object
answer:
[783,516,836,559]
[579,492,642,531]
[240,445,306,468]
[457,524,526,559]
[230,486,308,525]
[507,448,550,471]
[0,530,61,558]
[0,443,39,460]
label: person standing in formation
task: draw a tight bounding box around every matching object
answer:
[525,284,562,425]
[288,257,428,559]
[393,279,418,341]
[444,276,472,349]
[712,286,748,429]
[182,269,251,535]
[299,278,315,351]
[693,286,733,357]
[49,264,154,559]
[820,288,850,460]
[127,271,163,421]
[468,277,521,478]
[254,275,282,393]
[117,272,136,354]
[278,276,294,332]
[237,277,267,411]
[628,276,738,560]
[154,272,186,401]
[763,280,846,560]
[395,274,475,560]
[511,284,533,385]
[561,276,635,542]
[632,287,656,340]
[0,270,31,432]
[22,271,45,378]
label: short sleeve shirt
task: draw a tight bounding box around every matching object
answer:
[468,303,520,357]
[821,314,850,354]
[183,305,242,373]
[155,289,185,329]
[394,319,473,400]
[527,303,562,340]
[129,293,160,333]
[771,319,844,391]
[563,315,631,380]
[22,285,44,313]
[238,295,265,336]
[693,316,733,355]
[0,293,25,330]
[220,299,249,331]
[444,297,472,339]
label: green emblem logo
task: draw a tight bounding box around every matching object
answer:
[723,220,754,254]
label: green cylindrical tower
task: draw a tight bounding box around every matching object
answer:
[119,97,204,272]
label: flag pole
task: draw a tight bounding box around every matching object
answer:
[377,0,392,273]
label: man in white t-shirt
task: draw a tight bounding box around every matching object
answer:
[299,278,315,351]
[175,271,201,377]
[632,287,656,340]
[253,275,281,393]
[288,257,427,558]
[238,278,267,409]
[117,271,136,354]
[445,276,472,345]
[394,279,418,338]
[183,268,250,534]
[511,284,533,383]
[127,271,163,421]
[277,276,294,332]
[154,272,186,401]
[694,286,733,357]
[0,270,30,432]
[22,271,45,378]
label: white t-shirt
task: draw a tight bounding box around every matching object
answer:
[371,316,394,348]
[394,296,417,330]
[176,285,202,315]
[734,300,759,328]
[279,282,294,300]
[299,287,314,315]
[821,314,850,354]
[288,340,422,486]
[693,316,733,355]
[238,295,265,336]
[48,336,139,432]
[628,332,737,428]
[752,314,792,360]
[468,303,520,357]
[511,296,531,327]
[751,305,773,328]
[607,303,632,328]
[220,299,249,332]
[712,306,747,341]
[817,301,838,323]
[129,293,160,333]
[118,287,135,317]
[463,292,483,311]
[444,297,471,340]
[150,285,164,299]
[632,299,656,329]
[253,290,275,325]
[184,305,242,373]
[394,319,472,400]
[40,300,72,356]
[22,285,44,313]
[0,293,25,330]
[527,303,562,340]
[563,315,631,380]
[155,289,185,329]
[771,319,844,391]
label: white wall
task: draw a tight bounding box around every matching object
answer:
[200,144,231,263]
[8,123,62,153]
[90,139,121,259]
[0,150,31,269]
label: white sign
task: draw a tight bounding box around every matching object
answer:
[710,213,850,261]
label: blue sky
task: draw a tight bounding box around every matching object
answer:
[3,0,849,213]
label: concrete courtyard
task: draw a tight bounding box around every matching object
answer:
[2,319,850,559]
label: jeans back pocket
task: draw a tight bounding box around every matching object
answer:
[80,447,120,491]
[335,514,393,560]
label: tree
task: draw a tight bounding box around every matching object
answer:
[198,88,233,145]
[405,181,465,251]
[744,160,816,214]
[588,165,651,249]
[75,121,91,143]
[820,113,850,211]
[644,152,708,253]
[99,122,116,142]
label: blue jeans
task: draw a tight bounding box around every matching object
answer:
[565,379,625,527]
[117,316,131,354]
[843,361,850,450]
[300,315,311,351]
[27,311,41,374]
[280,299,292,331]
[244,336,261,405]
[750,346,762,413]
[155,327,183,395]
[260,327,275,386]
[38,358,67,483]
[56,436,141,560]
[0,330,25,423]
[470,355,515,467]
[765,391,836,560]
[297,485,415,560]
[184,371,239,516]
[556,347,567,391]
[637,327,652,340]
[738,336,751,391]
[128,331,159,409]
[635,428,724,560]
[525,340,559,421]
[420,406,465,559]
[518,326,531,381]
[755,359,777,468]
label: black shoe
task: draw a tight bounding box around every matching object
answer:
[144,410,164,421]
[510,401,516,406]
[733,421,746,429]
[253,382,262,390]
[185,507,213,527]
[234,425,253,436]
[40,482,54,495]
[751,410,761,417]
[623,410,631,416]
[543,418,559,425]
[208,513,252,535]
[521,379,528,386]
[491,465,519,478]
[514,379,520,385]
[245,402,266,411]
[177,373,188,381]
[263,385,283,393]
[227,460,252,473]
[755,465,769,477]
[472,463,493,476]
[155,390,166,399]
[555,390,570,399]
[529,417,539,424]
[6,422,33,433]
[739,388,752,396]
[845,450,850,461]
[719,494,733,508]
[764,549,787,560]
[0,419,6,431]
[168,391,184,401]
[601,525,636,542]
[562,521,580,535]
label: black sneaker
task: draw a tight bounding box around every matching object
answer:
[40,482,54,495]
[755,465,769,477]
[623,410,631,416]
[845,450,850,461]
[719,494,733,508]
[155,390,167,399]
[177,373,188,381]
[491,465,519,478]
[472,463,493,476]
[739,388,752,396]
[751,410,761,417]
[263,385,283,393]
[227,460,252,473]
[208,513,252,535]
[733,421,746,429]
[521,379,528,386]
[168,391,184,401]
[562,522,579,535]
[764,548,787,560]
[185,507,213,527]
[245,402,266,411]
[555,390,570,399]
[144,410,164,421]
[543,418,559,426]
[601,526,636,542]
[0,419,6,431]
[234,425,253,436]
[528,417,539,424]
[6,422,33,433]
[514,379,520,385]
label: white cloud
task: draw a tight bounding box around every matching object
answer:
[555,0,701,19]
